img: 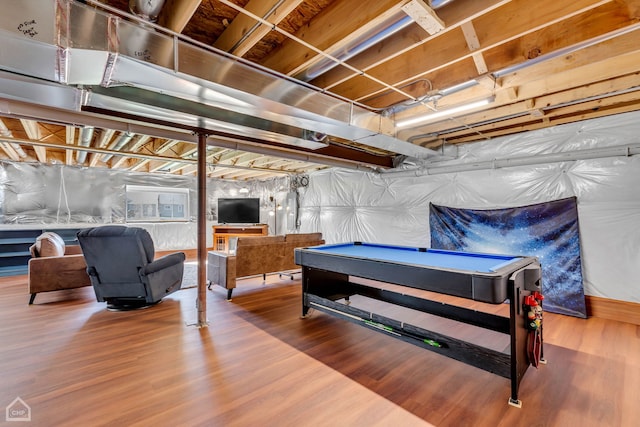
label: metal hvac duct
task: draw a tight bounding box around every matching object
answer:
[0,0,439,161]
[296,11,413,82]
[129,0,165,22]
[102,132,134,162]
[76,126,95,163]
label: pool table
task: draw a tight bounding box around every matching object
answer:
[294,242,544,407]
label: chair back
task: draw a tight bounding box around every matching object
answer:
[77,226,154,285]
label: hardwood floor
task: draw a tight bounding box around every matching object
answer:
[1,274,638,427]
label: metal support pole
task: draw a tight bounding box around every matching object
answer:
[193,132,209,327]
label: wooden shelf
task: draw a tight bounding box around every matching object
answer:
[212,224,268,252]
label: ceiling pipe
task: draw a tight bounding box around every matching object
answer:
[381,144,640,177]
[493,22,640,79]
[296,11,413,82]
[128,0,166,23]
[388,13,640,127]
[297,0,452,82]
[102,132,134,162]
[416,84,640,140]
[76,126,94,164]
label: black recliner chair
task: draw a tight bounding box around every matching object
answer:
[77,226,185,311]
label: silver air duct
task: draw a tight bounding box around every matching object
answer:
[102,132,134,162]
[0,0,440,161]
[128,0,166,23]
[76,126,95,164]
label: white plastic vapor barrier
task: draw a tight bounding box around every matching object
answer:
[0,162,291,250]
[298,110,640,303]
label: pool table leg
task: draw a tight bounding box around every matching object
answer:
[508,397,522,408]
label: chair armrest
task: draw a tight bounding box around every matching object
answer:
[207,251,236,289]
[28,254,90,294]
[29,254,87,272]
[64,245,83,255]
[140,252,186,276]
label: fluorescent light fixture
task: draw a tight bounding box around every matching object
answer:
[396,97,494,129]
[401,0,445,35]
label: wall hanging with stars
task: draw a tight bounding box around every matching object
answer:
[429,196,586,318]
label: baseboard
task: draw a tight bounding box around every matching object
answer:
[586,295,640,326]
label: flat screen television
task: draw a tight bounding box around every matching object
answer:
[217,198,260,224]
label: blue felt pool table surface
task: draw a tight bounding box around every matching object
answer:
[307,242,524,273]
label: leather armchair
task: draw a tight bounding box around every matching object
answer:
[77,226,185,311]
[28,231,91,304]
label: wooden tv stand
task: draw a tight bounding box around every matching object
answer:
[212,224,268,252]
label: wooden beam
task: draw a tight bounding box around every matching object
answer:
[259,0,410,75]
[111,155,130,169]
[214,0,303,57]
[309,0,511,89]
[325,0,622,103]
[65,125,75,165]
[498,31,640,98]
[89,128,116,166]
[0,142,20,161]
[424,89,640,144]
[155,139,181,153]
[364,1,639,108]
[157,0,202,33]
[406,68,640,141]
[0,118,26,161]
[129,158,151,171]
[19,119,47,163]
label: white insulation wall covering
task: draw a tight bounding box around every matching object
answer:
[298,111,640,303]
[0,162,290,250]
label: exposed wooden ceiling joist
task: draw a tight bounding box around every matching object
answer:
[1,0,639,180]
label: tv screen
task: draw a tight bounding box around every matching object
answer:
[217,198,260,224]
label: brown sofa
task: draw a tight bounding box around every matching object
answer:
[28,232,91,304]
[207,232,324,299]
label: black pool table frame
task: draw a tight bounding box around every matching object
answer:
[295,245,544,408]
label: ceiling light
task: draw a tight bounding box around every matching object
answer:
[396,97,494,128]
[401,0,445,35]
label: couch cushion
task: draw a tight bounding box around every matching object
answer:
[33,232,66,257]
[236,236,285,246]
[285,233,323,242]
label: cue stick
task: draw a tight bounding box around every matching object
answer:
[309,302,447,348]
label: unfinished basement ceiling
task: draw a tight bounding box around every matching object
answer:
[1,0,639,180]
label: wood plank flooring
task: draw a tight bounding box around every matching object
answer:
[1,274,638,427]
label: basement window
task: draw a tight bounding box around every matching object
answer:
[125,185,189,222]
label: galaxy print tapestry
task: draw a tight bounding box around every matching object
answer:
[429,197,587,318]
